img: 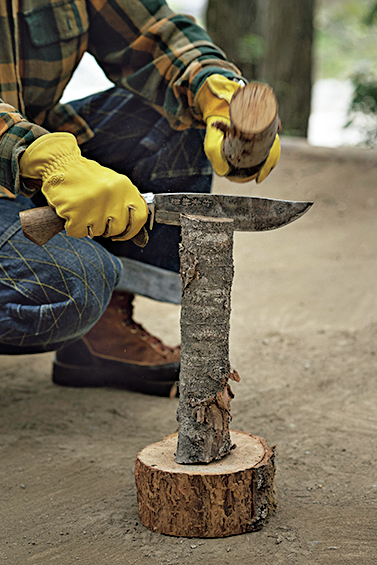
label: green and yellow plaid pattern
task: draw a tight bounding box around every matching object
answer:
[0,0,241,198]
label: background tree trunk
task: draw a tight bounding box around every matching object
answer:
[206,0,265,79]
[206,0,315,138]
[260,0,315,137]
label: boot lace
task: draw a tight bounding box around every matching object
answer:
[119,308,179,356]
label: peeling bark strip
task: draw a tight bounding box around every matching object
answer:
[220,82,280,180]
[176,214,236,464]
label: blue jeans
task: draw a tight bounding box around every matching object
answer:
[0,88,212,354]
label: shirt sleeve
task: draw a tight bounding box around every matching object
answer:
[0,100,48,196]
[86,0,243,130]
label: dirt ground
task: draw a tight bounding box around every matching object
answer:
[1,138,377,564]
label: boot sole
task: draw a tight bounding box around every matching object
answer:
[52,356,179,397]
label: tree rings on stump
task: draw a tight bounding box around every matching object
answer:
[135,430,276,538]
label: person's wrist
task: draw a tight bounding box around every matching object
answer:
[195,74,242,123]
[20,132,79,181]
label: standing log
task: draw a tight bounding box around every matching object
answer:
[222,82,280,180]
[175,214,236,464]
[135,431,276,538]
[135,213,277,537]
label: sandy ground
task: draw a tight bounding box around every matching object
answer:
[1,138,377,564]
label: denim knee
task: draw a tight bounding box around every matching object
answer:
[0,230,122,353]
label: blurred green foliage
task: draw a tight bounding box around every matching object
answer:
[345,71,377,146]
[314,0,377,79]
[364,1,377,25]
[349,72,377,115]
[315,0,377,145]
[235,33,265,65]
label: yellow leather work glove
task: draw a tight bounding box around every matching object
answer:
[19,132,148,240]
[195,74,281,183]
[255,134,281,183]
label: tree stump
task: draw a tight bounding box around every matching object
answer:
[135,430,276,538]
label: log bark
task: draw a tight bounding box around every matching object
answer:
[175,214,236,465]
[135,431,276,538]
[222,82,280,180]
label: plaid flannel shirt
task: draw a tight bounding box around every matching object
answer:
[0,0,241,198]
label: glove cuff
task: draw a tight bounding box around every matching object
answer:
[195,74,242,122]
[20,132,80,181]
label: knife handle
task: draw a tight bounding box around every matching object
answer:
[19,206,148,247]
[19,206,65,246]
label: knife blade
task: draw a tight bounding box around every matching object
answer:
[19,192,313,247]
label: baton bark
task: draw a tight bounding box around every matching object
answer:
[221,82,280,180]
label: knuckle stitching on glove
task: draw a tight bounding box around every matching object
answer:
[42,153,78,179]
[47,172,65,186]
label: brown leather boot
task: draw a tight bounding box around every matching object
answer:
[52,291,180,396]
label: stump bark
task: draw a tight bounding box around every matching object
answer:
[135,430,276,538]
